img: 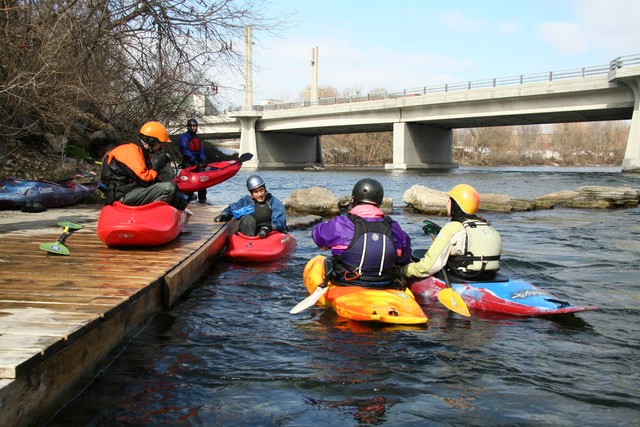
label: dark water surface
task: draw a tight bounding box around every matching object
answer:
[49,167,640,426]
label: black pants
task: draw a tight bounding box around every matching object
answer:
[238,215,258,236]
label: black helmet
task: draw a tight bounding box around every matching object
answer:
[352,178,384,206]
[187,118,198,132]
[246,175,266,191]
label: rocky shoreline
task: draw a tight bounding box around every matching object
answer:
[283,184,640,219]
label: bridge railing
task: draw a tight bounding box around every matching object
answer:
[226,53,640,114]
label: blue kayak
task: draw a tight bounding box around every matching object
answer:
[409,273,598,316]
[0,178,98,210]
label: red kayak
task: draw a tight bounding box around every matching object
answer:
[97,201,187,246]
[224,231,296,262]
[173,153,253,193]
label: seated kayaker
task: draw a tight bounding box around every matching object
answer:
[403,183,502,281]
[311,178,412,289]
[178,118,208,204]
[100,121,188,210]
[214,175,287,239]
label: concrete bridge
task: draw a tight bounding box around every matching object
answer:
[195,54,640,171]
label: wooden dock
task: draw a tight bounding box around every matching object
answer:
[0,203,227,426]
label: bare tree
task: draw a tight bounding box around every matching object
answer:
[1,0,284,152]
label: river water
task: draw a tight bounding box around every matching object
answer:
[48,167,640,426]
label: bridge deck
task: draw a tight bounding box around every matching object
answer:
[0,203,227,426]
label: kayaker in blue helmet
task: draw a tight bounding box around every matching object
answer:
[402,183,502,281]
[214,175,287,238]
[311,178,412,289]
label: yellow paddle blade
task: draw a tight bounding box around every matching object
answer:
[437,288,471,317]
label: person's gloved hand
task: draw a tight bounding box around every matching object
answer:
[214,213,231,222]
[421,220,442,236]
[258,225,272,239]
[193,160,206,171]
[153,153,171,172]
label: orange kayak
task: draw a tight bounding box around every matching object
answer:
[302,255,428,325]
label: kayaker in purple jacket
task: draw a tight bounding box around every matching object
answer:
[312,178,412,289]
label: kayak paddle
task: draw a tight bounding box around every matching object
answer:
[290,267,333,314]
[54,171,97,184]
[425,233,471,317]
[436,267,471,317]
[39,221,83,256]
[195,152,254,172]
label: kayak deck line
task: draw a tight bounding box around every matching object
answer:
[0,203,229,427]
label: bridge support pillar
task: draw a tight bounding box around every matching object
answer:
[236,113,261,168]
[621,77,640,172]
[256,132,321,168]
[385,122,456,169]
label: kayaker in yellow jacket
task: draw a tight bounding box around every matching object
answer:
[402,184,502,281]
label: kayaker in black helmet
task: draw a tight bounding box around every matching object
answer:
[213,175,287,238]
[178,118,208,204]
[403,184,502,281]
[311,178,412,289]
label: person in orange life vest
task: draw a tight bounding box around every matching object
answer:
[311,178,412,288]
[178,118,208,203]
[100,121,187,210]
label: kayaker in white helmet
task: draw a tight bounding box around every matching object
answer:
[213,175,287,238]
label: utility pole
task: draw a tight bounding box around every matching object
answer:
[244,26,253,110]
[310,46,319,104]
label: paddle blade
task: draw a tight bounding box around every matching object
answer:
[437,288,471,317]
[290,286,328,314]
[57,221,83,231]
[237,152,254,163]
[39,242,70,256]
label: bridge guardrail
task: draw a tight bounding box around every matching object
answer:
[226,53,640,114]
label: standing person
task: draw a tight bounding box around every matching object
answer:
[214,175,287,238]
[100,121,187,210]
[178,118,208,203]
[402,184,501,280]
[311,178,412,289]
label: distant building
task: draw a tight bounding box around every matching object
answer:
[260,99,283,106]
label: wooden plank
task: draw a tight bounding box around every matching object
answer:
[164,224,228,307]
[0,293,129,305]
[0,284,164,425]
[0,349,44,378]
[0,301,118,316]
[0,334,63,352]
[0,203,229,425]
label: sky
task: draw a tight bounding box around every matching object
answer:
[216,0,640,108]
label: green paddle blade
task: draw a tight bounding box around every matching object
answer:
[57,221,82,231]
[437,288,471,317]
[39,241,70,256]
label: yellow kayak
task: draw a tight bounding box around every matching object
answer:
[302,255,428,325]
